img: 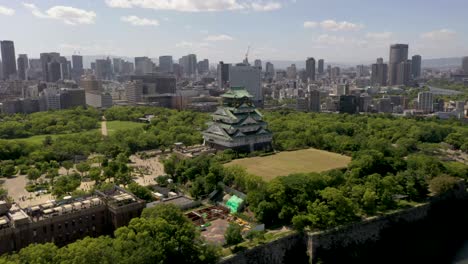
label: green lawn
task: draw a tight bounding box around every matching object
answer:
[226,148,351,181]
[105,121,145,134]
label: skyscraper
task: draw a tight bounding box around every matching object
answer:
[72,55,84,80]
[318,59,324,75]
[462,56,468,74]
[306,57,316,81]
[229,64,262,106]
[47,60,62,83]
[135,57,154,75]
[396,60,411,86]
[265,62,275,81]
[1,40,17,80]
[417,92,433,113]
[17,54,29,80]
[59,56,71,80]
[254,59,262,70]
[179,54,197,76]
[40,52,60,82]
[95,58,113,80]
[388,44,409,85]
[308,90,321,112]
[113,58,123,75]
[197,59,209,75]
[159,56,173,73]
[411,55,422,79]
[371,58,388,86]
[217,61,230,89]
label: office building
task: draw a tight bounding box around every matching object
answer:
[159,56,173,73]
[371,58,388,86]
[203,87,272,152]
[81,75,103,94]
[197,59,209,75]
[121,61,134,75]
[265,62,275,81]
[47,60,62,83]
[17,54,28,80]
[59,88,86,109]
[179,54,197,76]
[217,61,230,89]
[331,67,341,79]
[59,56,71,80]
[309,90,321,112]
[95,58,112,80]
[388,44,409,85]
[86,92,113,108]
[306,57,316,81]
[339,95,358,114]
[229,64,262,106]
[71,55,84,80]
[417,91,433,113]
[377,97,393,113]
[411,55,422,79]
[135,57,154,75]
[112,58,123,75]
[40,52,60,82]
[462,56,468,74]
[254,59,262,70]
[396,60,412,86]
[125,80,143,104]
[0,186,145,255]
[287,64,297,79]
[1,41,17,80]
[318,59,324,75]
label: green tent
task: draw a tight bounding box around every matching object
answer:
[226,195,243,213]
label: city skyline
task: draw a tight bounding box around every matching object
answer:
[1,0,468,63]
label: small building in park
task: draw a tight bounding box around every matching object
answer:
[203,87,273,152]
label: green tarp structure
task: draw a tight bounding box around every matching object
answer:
[226,195,243,213]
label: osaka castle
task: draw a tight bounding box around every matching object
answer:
[203,87,272,152]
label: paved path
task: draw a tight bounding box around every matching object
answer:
[101,119,108,136]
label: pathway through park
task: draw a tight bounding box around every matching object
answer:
[101,116,108,136]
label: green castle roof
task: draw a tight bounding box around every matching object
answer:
[222,87,253,99]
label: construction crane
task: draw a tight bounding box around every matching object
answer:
[243,45,250,65]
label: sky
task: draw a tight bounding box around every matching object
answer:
[1,0,468,64]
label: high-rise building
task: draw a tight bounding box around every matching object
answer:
[217,61,230,89]
[0,60,2,79]
[179,54,197,76]
[287,64,297,79]
[81,75,103,94]
[197,59,209,75]
[1,40,17,80]
[339,95,358,114]
[309,90,321,112]
[331,66,340,79]
[47,60,62,82]
[462,56,468,74]
[72,55,83,71]
[59,56,71,80]
[417,91,433,113]
[306,57,316,81]
[125,80,143,104]
[95,58,113,80]
[59,88,86,109]
[113,58,123,75]
[135,57,154,75]
[229,64,262,106]
[411,55,422,79]
[159,56,173,73]
[121,61,134,75]
[254,59,262,70]
[40,52,60,82]
[388,44,409,85]
[318,59,324,75]
[17,54,28,80]
[265,62,275,81]
[371,58,388,86]
[396,60,412,86]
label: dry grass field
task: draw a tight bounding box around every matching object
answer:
[226,148,351,181]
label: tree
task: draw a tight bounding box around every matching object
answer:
[127,183,153,202]
[75,162,90,178]
[27,168,41,183]
[88,167,102,182]
[225,223,244,246]
[62,161,73,175]
[429,175,460,195]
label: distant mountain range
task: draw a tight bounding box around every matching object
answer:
[70,55,464,70]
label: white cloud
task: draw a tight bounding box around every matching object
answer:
[204,34,234,41]
[314,34,367,47]
[420,29,456,41]
[121,15,159,26]
[105,0,281,12]
[175,41,194,48]
[0,5,15,16]
[303,21,318,29]
[250,2,281,11]
[320,20,363,31]
[365,32,393,40]
[23,3,96,25]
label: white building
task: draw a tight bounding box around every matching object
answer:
[229,64,262,106]
[86,92,113,109]
[417,92,433,113]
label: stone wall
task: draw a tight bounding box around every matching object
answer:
[220,185,468,264]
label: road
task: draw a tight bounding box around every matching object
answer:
[101,116,108,136]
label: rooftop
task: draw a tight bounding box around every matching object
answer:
[222,87,253,99]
